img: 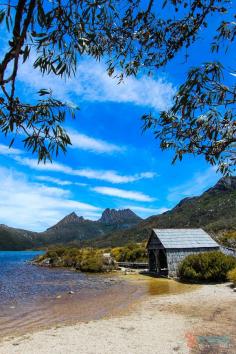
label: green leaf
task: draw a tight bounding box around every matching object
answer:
[0,10,5,24]
[23,45,30,63]
[38,89,51,96]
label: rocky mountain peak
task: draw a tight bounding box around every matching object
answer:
[174,176,236,210]
[98,208,141,224]
[47,212,86,230]
[206,176,236,194]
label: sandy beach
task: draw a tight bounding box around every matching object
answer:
[0,279,235,354]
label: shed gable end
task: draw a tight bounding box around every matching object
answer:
[147,231,164,250]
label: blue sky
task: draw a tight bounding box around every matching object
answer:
[0,3,234,231]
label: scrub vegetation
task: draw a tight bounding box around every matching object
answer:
[219,231,236,249]
[34,243,147,272]
[178,251,236,282]
[227,268,236,286]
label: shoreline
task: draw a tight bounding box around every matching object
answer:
[0,273,195,340]
[0,278,235,353]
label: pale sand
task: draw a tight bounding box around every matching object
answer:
[0,282,235,354]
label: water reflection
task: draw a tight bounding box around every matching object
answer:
[122,274,196,296]
[0,252,196,339]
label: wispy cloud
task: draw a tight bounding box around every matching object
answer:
[17,55,175,111]
[91,186,155,202]
[0,167,99,231]
[125,205,169,215]
[13,155,155,184]
[0,144,23,156]
[68,129,124,154]
[167,167,219,203]
[0,143,156,184]
[35,175,87,187]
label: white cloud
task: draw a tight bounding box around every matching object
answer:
[35,175,87,187]
[91,186,154,202]
[125,206,169,215]
[167,167,220,203]
[0,167,99,231]
[13,155,155,184]
[68,129,124,154]
[0,144,23,156]
[73,169,156,184]
[17,55,175,111]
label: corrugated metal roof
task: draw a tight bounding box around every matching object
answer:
[152,229,219,249]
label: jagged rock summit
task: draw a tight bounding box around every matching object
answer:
[206,176,236,193]
[98,208,142,224]
[47,212,86,230]
[39,208,142,247]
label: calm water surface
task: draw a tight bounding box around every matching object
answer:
[0,251,195,339]
[0,251,143,338]
[0,251,116,305]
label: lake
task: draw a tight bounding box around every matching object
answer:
[0,251,195,339]
[0,251,145,338]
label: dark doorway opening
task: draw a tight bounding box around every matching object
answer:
[159,249,168,269]
[149,250,157,272]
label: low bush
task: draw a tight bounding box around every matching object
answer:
[80,253,104,272]
[227,268,236,286]
[178,251,236,282]
[111,243,147,262]
[37,246,116,272]
[219,231,236,249]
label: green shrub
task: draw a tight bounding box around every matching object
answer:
[178,251,236,282]
[80,253,104,272]
[219,231,236,249]
[38,247,117,272]
[46,250,59,261]
[111,243,147,262]
[37,244,147,272]
[227,268,236,286]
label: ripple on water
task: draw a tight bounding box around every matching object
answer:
[0,252,196,339]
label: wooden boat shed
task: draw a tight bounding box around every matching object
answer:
[147,229,220,277]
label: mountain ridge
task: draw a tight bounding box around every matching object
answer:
[0,208,142,250]
[88,176,236,247]
[98,208,142,224]
[0,176,235,250]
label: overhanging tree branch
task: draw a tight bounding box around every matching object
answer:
[0,0,234,171]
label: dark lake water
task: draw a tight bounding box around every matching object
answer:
[0,251,195,339]
[0,251,144,338]
[0,251,115,306]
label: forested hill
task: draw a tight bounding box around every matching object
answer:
[89,176,236,248]
[0,225,37,251]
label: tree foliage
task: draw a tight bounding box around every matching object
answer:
[0,0,235,169]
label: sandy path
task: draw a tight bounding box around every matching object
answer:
[0,282,235,354]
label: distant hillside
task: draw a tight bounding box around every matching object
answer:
[0,225,36,251]
[89,176,236,247]
[0,209,142,250]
